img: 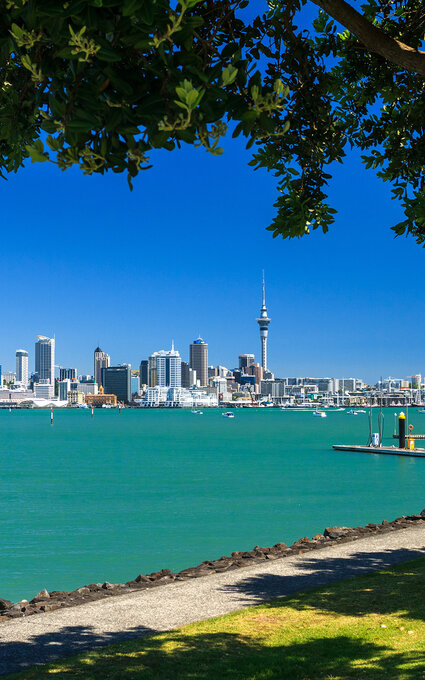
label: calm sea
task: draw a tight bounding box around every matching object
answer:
[1,407,424,601]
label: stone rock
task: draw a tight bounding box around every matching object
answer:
[324,527,352,539]
[85,584,103,592]
[420,508,425,518]
[39,603,61,613]
[135,574,150,583]
[49,591,69,598]
[148,569,173,581]
[0,598,12,611]
[312,534,325,541]
[101,582,114,590]
[70,587,90,596]
[273,542,288,551]
[30,589,50,603]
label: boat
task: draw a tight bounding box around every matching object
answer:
[356,409,366,413]
[191,410,203,415]
[347,410,358,415]
[222,411,235,418]
[418,409,425,413]
[313,411,327,418]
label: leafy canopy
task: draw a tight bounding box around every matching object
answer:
[1,0,425,243]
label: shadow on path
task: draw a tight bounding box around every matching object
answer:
[221,546,425,620]
[0,623,157,676]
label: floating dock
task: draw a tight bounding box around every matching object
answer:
[333,444,425,458]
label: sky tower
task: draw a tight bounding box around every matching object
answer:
[256,271,271,371]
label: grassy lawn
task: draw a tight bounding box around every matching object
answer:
[9,557,425,680]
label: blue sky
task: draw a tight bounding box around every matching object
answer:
[1,2,424,384]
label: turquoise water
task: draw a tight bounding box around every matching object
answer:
[1,407,425,601]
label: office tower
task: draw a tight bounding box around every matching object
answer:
[139,360,149,386]
[190,337,208,387]
[239,354,255,370]
[35,335,55,383]
[256,271,271,371]
[59,367,77,381]
[0,364,2,387]
[103,365,131,403]
[16,349,29,385]
[94,347,110,387]
[131,375,140,396]
[155,344,181,387]
[58,379,70,401]
[148,352,159,386]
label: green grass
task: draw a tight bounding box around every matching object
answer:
[9,557,425,680]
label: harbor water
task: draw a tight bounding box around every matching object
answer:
[2,407,425,602]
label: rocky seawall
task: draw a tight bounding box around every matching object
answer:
[2,510,425,621]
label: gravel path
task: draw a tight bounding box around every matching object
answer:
[2,524,425,676]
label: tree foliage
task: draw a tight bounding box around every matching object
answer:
[2,0,425,243]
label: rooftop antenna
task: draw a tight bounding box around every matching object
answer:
[171,339,174,351]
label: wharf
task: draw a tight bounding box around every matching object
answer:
[333,444,425,458]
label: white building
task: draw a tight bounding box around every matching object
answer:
[16,349,29,386]
[34,381,54,399]
[70,381,98,396]
[155,344,181,387]
[141,386,218,408]
[35,335,55,384]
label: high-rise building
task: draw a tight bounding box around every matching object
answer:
[0,364,2,387]
[256,272,271,371]
[16,349,29,385]
[239,354,255,370]
[59,367,77,381]
[246,362,263,386]
[190,337,208,386]
[35,335,55,384]
[94,347,110,387]
[148,352,159,386]
[139,360,149,386]
[103,365,131,403]
[156,345,181,387]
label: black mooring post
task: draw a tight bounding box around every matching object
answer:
[398,412,406,449]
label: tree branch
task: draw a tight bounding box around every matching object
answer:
[311,0,425,76]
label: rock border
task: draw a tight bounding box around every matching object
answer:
[2,510,425,621]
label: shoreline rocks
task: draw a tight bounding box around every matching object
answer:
[2,510,425,621]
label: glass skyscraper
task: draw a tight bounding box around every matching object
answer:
[35,336,55,384]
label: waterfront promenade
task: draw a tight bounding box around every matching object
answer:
[2,523,425,676]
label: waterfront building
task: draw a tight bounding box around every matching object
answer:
[155,345,181,388]
[142,386,218,408]
[239,354,255,370]
[85,385,117,407]
[103,364,131,403]
[190,337,208,386]
[0,364,2,386]
[34,381,54,399]
[59,368,77,381]
[94,347,110,387]
[35,335,55,384]
[256,272,271,371]
[16,350,28,386]
[139,360,149,386]
[58,379,70,401]
[3,371,16,384]
[70,380,98,396]
[67,390,85,405]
